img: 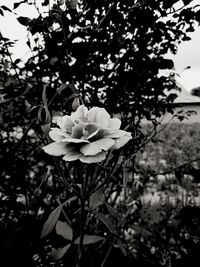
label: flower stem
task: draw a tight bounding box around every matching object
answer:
[53,156,79,196]
[75,164,87,266]
[77,195,85,266]
[87,151,122,197]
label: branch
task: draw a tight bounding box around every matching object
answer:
[4,39,24,89]
[154,155,200,177]
[96,0,118,30]
[124,112,179,165]
[157,1,192,20]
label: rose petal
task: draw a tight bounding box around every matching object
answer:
[49,131,64,142]
[85,124,101,140]
[57,116,74,133]
[87,128,100,140]
[80,151,106,163]
[71,105,88,122]
[60,137,89,143]
[63,151,82,161]
[80,142,102,156]
[49,128,70,141]
[109,118,121,130]
[88,107,110,128]
[105,130,129,139]
[95,138,115,151]
[91,128,115,141]
[43,142,69,156]
[71,123,85,139]
[52,114,61,124]
[96,110,110,128]
[86,123,99,136]
[112,134,132,149]
[80,138,115,156]
[87,107,100,123]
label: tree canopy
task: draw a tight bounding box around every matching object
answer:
[1,0,200,122]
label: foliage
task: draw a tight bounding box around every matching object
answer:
[126,123,200,267]
[191,86,200,97]
[0,0,200,266]
[137,123,200,172]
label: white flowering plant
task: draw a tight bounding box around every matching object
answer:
[40,100,133,266]
[43,105,132,163]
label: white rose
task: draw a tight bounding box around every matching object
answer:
[43,105,132,163]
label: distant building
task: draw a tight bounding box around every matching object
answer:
[170,85,200,123]
[161,84,200,123]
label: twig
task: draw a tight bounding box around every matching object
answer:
[87,151,122,197]
[154,155,200,177]
[100,238,114,267]
[4,39,24,89]
[96,0,118,30]
[124,112,178,165]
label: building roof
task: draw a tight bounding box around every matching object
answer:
[172,82,200,104]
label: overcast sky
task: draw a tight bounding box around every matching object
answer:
[0,0,200,91]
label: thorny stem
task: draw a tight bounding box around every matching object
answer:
[122,161,128,205]
[44,131,79,196]
[75,164,87,267]
[53,154,79,196]
[77,195,86,267]
[87,151,122,197]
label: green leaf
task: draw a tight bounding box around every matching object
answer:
[41,204,63,239]
[41,196,77,238]
[105,203,118,221]
[50,244,71,261]
[89,187,105,210]
[74,235,104,245]
[56,220,73,241]
[17,16,31,26]
[96,212,116,234]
